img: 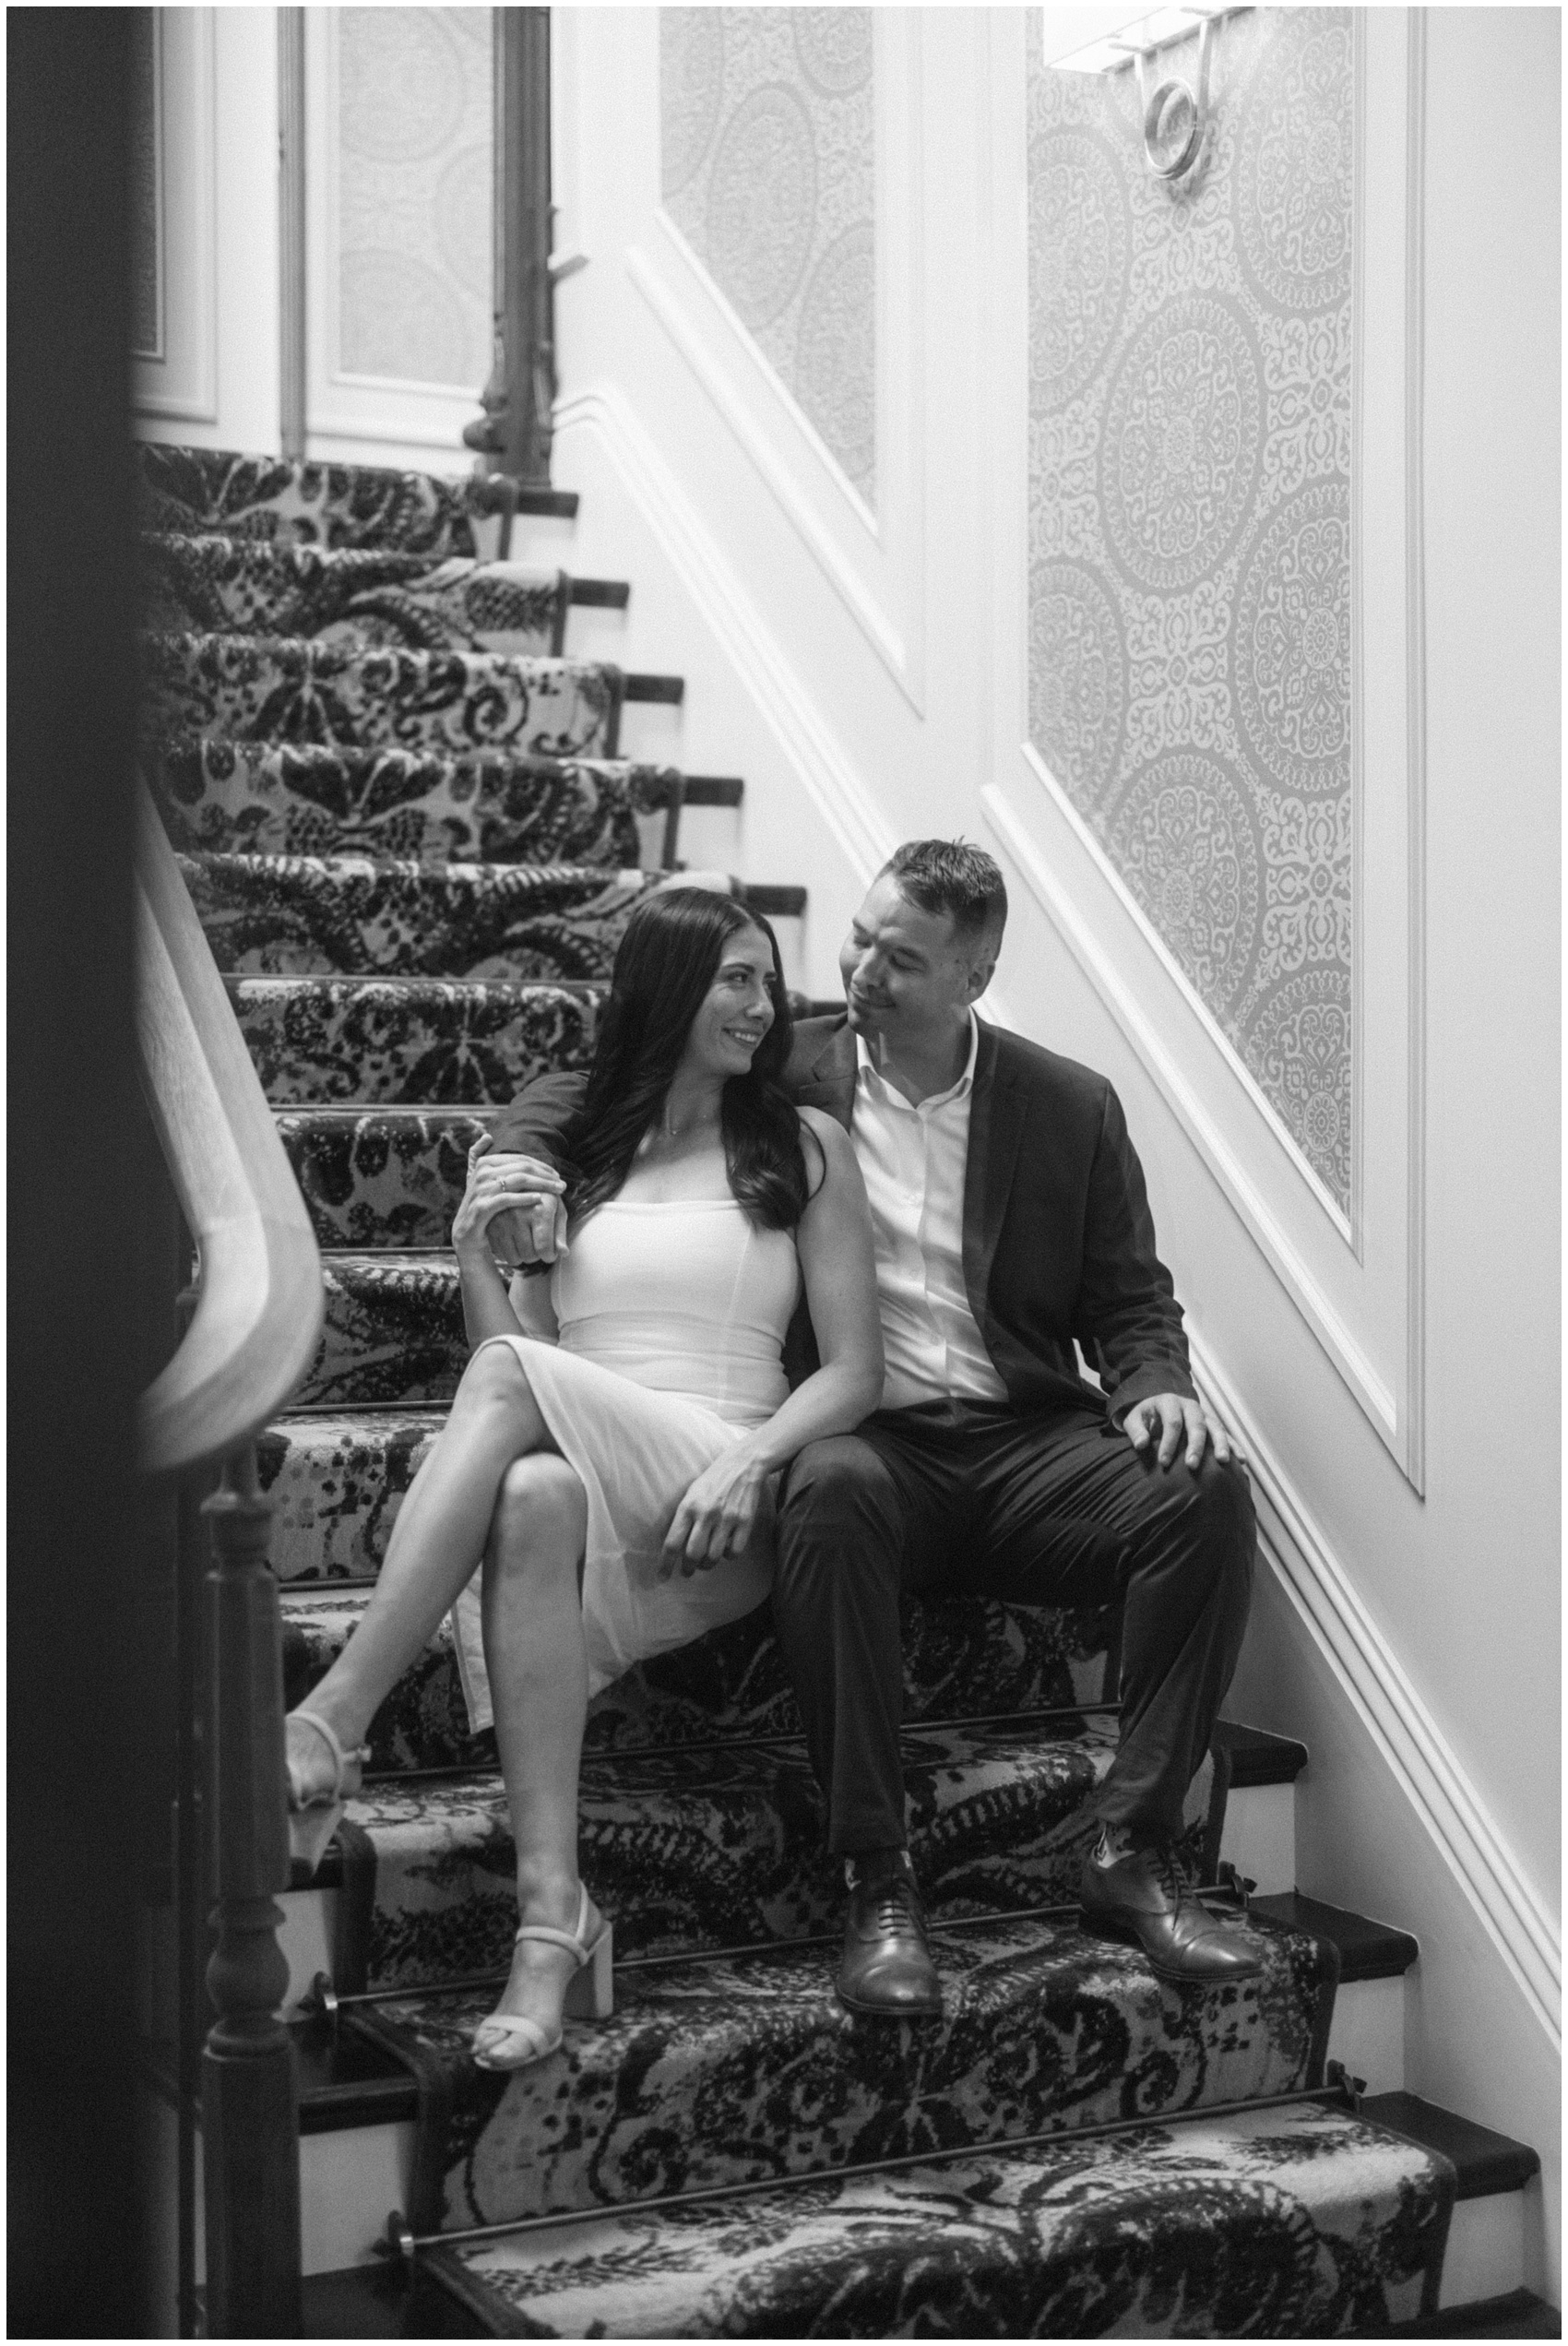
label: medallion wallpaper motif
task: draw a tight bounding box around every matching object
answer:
[1028,11,1354,1209]
[659,8,877,505]
[337,8,493,392]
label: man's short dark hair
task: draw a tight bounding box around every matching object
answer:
[880,839,1008,947]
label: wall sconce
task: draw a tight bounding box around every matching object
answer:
[1048,6,1250,191]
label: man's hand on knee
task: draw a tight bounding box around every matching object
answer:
[1121,1393,1230,1471]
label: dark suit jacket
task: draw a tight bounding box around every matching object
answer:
[488,1015,1195,1423]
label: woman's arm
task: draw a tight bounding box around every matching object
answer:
[660,1109,883,1575]
[453,1135,560,1350]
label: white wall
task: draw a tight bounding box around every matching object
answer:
[550,3,1561,2289]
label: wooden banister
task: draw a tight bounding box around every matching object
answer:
[135,777,322,1475]
[135,774,319,2334]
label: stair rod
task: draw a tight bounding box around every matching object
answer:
[352,1702,1125,1786]
[312,1885,1253,2018]
[385,2078,1360,2262]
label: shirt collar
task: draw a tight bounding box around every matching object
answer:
[855,1011,980,1109]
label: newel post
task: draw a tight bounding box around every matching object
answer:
[200,1441,302,2337]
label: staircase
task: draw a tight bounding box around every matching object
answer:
[137,442,1546,2339]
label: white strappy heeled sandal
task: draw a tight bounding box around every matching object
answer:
[285,1707,370,1876]
[471,1887,614,2073]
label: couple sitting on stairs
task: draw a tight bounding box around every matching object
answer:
[284,837,1260,2071]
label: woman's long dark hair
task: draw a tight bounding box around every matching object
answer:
[559,887,807,1233]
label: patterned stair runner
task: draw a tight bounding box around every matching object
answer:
[138,533,576,653]
[424,2101,1455,2338]
[140,443,1450,2334]
[147,736,665,865]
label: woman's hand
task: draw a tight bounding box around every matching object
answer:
[452,1134,568,1268]
[659,1451,768,1578]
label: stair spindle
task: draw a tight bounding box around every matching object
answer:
[199,1442,302,2338]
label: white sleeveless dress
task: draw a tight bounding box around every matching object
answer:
[450,1197,801,1725]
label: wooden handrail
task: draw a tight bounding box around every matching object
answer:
[135,777,323,1476]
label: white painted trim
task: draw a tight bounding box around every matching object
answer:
[624,246,917,709]
[130,8,167,363]
[133,7,218,424]
[1016,742,1355,1243]
[650,210,881,546]
[1402,8,1429,1497]
[1189,1327,1562,2054]
[553,384,897,885]
[981,781,1399,1437]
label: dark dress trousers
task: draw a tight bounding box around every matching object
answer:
[489,1017,1254,1854]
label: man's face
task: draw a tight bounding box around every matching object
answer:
[838,874,995,1045]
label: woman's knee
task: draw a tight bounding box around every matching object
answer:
[485,1454,586,1585]
[460,1340,534,1412]
[1177,1454,1256,1597]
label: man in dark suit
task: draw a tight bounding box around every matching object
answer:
[480,841,1258,2016]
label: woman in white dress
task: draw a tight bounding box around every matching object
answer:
[283,888,883,2069]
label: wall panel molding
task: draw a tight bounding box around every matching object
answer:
[982,785,1398,1436]
[989,10,1426,1488]
[632,9,927,714]
[132,7,217,424]
[554,384,897,884]
[1190,1326,1561,2054]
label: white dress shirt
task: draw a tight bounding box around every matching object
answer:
[852,1014,1011,1411]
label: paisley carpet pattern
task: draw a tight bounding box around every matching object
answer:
[301,1254,465,1407]
[429,2102,1450,2338]
[139,534,570,653]
[183,854,658,981]
[276,1107,492,1250]
[227,976,602,1105]
[139,633,624,759]
[280,1569,1114,1757]
[134,442,495,555]
[359,1912,1329,2232]
[147,736,659,866]
[325,1728,1215,1989]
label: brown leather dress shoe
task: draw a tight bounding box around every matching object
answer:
[837,1853,944,2018]
[1079,1837,1262,1982]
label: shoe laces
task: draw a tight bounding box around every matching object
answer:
[869,1870,920,1935]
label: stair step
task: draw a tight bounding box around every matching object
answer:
[316,1719,1220,1990]
[276,1107,493,1250]
[141,632,627,758]
[185,855,794,982]
[567,578,631,611]
[229,975,603,1105]
[134,443,513,556]
[138,534,574,655]
[413,2094,1456,2338]
[303,1253,465,1406]
[347,1906,1332,2229]
[185,857,657,983]
[279,1583,1115,1764]
[149,735,666,865]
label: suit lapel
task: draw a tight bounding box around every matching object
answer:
[962,1023,1028,1324]
[791,1020,857,1130]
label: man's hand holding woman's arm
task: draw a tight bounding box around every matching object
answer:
[659,1111,883,1577]
[452,1136,565,1349]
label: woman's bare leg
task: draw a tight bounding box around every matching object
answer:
[474,1453,595,2051]
[290,1342,548,1792]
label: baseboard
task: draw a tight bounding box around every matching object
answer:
[1189,1328,1560,2061]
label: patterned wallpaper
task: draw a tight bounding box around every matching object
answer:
[659,8,876,506]
[1028,11,1354,1210]
[337,8,493,391]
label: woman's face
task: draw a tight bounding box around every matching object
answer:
[680,923,777,1083]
